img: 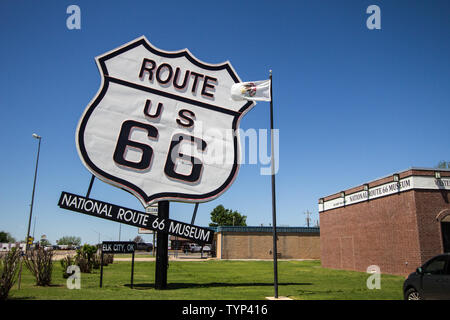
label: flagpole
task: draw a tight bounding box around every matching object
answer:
[269,70,279,298]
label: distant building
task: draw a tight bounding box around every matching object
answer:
[212,226,320,260]
[169,235,191,250]
[319,167,450,275]
[0,242,26,252]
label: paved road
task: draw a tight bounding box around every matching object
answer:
[51,250,213,261]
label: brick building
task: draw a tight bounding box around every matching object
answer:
[214,226,320,260]
[319,167,450,275]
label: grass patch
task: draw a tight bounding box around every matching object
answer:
[8,260,404,300]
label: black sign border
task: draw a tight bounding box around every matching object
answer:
[76,36,254,206]
[101,241,136,254]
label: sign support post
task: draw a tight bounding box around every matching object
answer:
[131,250,135,289]
[86,175,95,198]
[152,233,156,257]
[100,250,104,288]
[191,203,199,224]
[155,200,169,290]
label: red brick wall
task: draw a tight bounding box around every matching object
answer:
[320,190,423,275]
[413,190,450,262]
[219,232,320,260]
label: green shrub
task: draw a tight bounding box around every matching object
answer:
[0,248,21,300]
[66,245,114,273]
[24,248,53,286]
[103,253,114,265]
[92,253,101,269]
[60,255,76,279]
[75,244,98,273]
[91,253,114,269]
[75,255,91,273]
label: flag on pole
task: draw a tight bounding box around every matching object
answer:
[231,80,271,102]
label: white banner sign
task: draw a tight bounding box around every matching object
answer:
[146,205,158,215]
[319,176,450,212]
[76,37,255,206]
[138,228,154,234]
[138,205,158,234]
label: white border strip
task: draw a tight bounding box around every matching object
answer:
[319,176,450,212]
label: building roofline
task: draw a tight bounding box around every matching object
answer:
[319,167,450,201]
[377,167,450,181]
[209,226,320,233]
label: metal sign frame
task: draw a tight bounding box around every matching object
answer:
[100,241,136,288]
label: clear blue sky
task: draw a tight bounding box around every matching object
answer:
[1,0,449,245]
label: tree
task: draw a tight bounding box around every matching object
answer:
[56,236,81,246]
[0,231,15,243]
[437,161,450,169]
[209,205,247,227]
[40,239,51,247]
[133,236,144,243]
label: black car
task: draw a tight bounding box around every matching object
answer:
[403,253,450,300]
[136,242,153,252]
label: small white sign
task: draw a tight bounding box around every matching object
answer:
[146,205,158,215]
[138,228,154,234]
[139,205,158,233]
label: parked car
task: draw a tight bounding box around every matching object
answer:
[183,243,211,253]
[403,253,450,300]
[189,244,202,253]
[136,242,153,252]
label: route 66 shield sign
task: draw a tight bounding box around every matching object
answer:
[76,37,255,206]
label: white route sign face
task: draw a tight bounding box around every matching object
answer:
[76,37,254,206]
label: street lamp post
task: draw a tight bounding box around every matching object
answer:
[18,133,42,290]
[25,133,42,252]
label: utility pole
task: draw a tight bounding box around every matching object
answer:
[304,210,312,228]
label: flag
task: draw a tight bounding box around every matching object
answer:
[231,80,271,102]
